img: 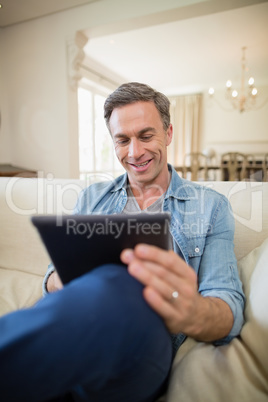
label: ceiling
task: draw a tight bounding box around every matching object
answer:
[83,1,268,95]
[0,0,100,27]
[1,0,268,96]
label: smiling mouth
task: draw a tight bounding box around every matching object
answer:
[130,160,152,168]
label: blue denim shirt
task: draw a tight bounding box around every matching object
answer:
[44,165,245,352]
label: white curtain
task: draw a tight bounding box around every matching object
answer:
[167,93,203,167]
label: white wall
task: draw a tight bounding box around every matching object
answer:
[201,87,268,162]
[0,28,11,163]
[0,0,198,178]
[1,15,71,176]
[1,0,267,178]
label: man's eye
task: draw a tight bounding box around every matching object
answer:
[141,135,153,141]
[117,139,129,145]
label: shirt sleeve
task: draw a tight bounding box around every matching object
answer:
[198,195,245,343]
[42,263,55,296]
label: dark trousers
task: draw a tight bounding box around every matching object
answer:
[0,264,173,401]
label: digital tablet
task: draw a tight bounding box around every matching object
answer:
[31,213,171,284]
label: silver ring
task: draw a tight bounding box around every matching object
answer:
[171,290,179,300]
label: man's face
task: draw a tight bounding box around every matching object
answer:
[109,101,172,188]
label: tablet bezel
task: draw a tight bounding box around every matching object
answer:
[32,213,171,284]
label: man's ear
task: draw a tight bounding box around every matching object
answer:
[166,124,173,146]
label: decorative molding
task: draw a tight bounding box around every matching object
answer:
[206,140,268,145]
[67,31,89,91]
[78,63,121,91]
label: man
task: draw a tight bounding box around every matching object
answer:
[0,83,244,401]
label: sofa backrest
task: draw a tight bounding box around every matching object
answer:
[0,177,267,277]
[0,177,87,276]
[201,181,268,260]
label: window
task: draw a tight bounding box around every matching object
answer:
[78,84,124,182]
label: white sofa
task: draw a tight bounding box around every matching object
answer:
[0,176,268,401]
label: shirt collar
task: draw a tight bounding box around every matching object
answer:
[111,164,192,201]
[111,173,128,193]
[166,164,192,200]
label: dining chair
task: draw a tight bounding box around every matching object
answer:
[183,153,208,181]
[263,154,268,182]
[220,152,247,181]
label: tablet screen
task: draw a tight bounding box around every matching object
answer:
[32,213,171,284]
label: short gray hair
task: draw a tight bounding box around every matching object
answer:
[104,82,170,131]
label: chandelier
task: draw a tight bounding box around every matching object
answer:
[208,47,258,113]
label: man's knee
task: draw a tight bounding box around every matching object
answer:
[86,264,172,371]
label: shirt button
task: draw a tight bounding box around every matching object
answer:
[195,247,200,253]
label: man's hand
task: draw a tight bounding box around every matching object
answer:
[47,271,63,293]
[121,244,233,342]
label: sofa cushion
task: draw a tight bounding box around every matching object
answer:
[166,237,268,402]
[0,211,50,276]
[0,268,43,316]
[204,181,268,261]
[0,177,84,276]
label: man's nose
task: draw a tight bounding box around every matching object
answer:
[128,139,143,158]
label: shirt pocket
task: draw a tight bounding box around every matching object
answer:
[186,236,206,258]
